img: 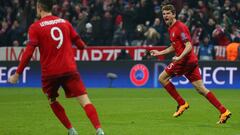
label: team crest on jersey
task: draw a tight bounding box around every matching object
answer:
[130,64,149,86]
[181,32,187,40]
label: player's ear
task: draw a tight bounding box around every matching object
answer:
[173,12,176,18]
[37,2,42,12]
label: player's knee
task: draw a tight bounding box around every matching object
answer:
[194,85,208,96]
[158,77,167,85]
[76,94,91,107]
[196,90,205,96]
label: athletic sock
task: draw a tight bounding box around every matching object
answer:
[164,82,185,105]
[205,92,226,114]
[50,101,72,129]
[84,104,101,129]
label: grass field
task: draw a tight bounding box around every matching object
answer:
[0,88,239,135]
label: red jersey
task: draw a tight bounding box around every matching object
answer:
[17,15,86,79]
[168,20,198,64]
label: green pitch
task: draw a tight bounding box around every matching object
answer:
[0,88,239,135]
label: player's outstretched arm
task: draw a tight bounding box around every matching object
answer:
[150,45,175,56]
[8,45,35,84]
[172,41,192,62]
[74,36,87,50]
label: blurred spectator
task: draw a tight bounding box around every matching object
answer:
[112,0,124,15]
[238,43,240,61]
[206,18,216,39]
[112,15,126,46]
[0,0,238,49]
[135,0,154,25]
[153,0,161,18]
[226,41,240,61]
[76,10,88,36]
[131,24,146,46]
[90,13,103,45]
[0,21,9,46]
[212,25,231,46]
[144,27,160,46]
[229,25,240,42]
[101,11,114,45]
[191,22,203,46]
[198,35,215,60]
[8,20,24,46]
[152,17,166,45]
[82,22,95,46]
[122,2,137,46]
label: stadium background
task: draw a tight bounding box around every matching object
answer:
[0,0,239,135]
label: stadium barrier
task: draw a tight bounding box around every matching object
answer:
[0,46,166,61]
[0,46,227,61]
[0,61,239,89]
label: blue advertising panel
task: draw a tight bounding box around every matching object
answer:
[153,62,240,88]
[0,61,239,89]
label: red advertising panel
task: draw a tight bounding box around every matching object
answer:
[0,46,166,61]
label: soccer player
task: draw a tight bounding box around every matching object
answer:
[150,3,231,124]
[8,0,105,135]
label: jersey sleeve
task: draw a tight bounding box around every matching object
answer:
[16,25,38,74]
[27,25,39,47]
[178,25,191,44]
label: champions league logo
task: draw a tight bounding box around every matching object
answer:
[130,64,149,86]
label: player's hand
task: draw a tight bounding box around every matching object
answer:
[150,50,160,56]
[172,56,181,62]
[8,73,19,84]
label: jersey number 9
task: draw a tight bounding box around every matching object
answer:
[50,27,63,49]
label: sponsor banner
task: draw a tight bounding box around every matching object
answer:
[0,46,165,61]
[153,61,239,88]
[0,61,239,88]
[193,46,226,60]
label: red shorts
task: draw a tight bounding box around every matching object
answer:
[42,72,87,99]
[165,62,202,82]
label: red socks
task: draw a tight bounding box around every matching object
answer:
[50,101,72,129]
[164,82,185,105]
[206,92,226,113]
[84,104,101,129]
[164,82,226,114]
[50,102,101,130]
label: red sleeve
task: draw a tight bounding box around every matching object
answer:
[68,21,87,50]
[179,24,191,44]
[16,45,36,74]
[16,25,38,74]
[74,36,87,50]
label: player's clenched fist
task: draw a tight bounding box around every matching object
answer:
[8,73,19,84]
[150,50,160,56]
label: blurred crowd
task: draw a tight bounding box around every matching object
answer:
[0,0,239,60]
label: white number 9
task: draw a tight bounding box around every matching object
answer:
[50,27,63,49]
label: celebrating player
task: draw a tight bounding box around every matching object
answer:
[8,0,105,134]
[150,3,231,124]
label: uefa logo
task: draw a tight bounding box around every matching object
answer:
[130,64,149,86]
